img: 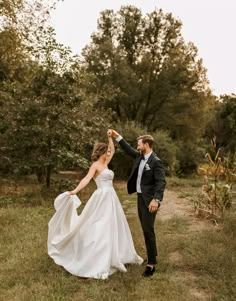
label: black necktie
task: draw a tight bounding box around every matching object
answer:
[141,155,145,160]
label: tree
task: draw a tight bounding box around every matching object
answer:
[79,5,215,174]
[0,26,111,186]
[81,5,212,143]
[206,94,236,160]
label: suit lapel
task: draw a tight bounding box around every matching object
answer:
[147,153,154,165]
[142,153,154,176]
[129,156,142,179]
[134,156,143,170]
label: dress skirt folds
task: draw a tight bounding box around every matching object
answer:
[48,169,143,279]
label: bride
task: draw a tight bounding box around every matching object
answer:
[48,130,143,279]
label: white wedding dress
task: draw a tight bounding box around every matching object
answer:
[48,168,143,279]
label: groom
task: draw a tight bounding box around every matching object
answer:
[110,130,166,277]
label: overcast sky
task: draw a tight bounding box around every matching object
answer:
[51,0,236,96]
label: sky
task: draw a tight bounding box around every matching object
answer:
[50,0,236,96]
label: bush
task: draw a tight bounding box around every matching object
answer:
[152,130,177,176]
[175,142,205,176]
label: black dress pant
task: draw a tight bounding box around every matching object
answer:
[137,193,157,265]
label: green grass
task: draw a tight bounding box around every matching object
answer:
[166,176,203,189]
[166,176,203,202]
[0,177,235,301]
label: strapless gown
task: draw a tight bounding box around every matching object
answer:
[48,168,143,279]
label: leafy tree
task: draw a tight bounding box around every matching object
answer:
[79,5,215,174]
[0,26,111,186]
[81,5,212,143]
[206,94,236,160]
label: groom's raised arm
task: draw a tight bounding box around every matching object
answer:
[110,129,139,159]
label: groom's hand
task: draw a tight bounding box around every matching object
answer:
[148,199,159,213]
[109,129,119,138]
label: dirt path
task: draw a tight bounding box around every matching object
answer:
[122,186,213,233]
[159,189,215,232]
[123,189,194,220]
[159,190,193,220]
[159,190,213,301]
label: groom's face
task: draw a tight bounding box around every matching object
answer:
[137,139,146,154]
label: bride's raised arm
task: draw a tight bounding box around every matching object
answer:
[106,130,115,165]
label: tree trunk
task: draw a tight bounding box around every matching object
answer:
[46,165,51,187]
[36,167,45,184]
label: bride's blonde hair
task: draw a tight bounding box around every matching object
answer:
[91,142,108,162]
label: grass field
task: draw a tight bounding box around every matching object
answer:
[0,176,235,301]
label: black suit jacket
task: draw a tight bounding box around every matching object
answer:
[119,138,166,206]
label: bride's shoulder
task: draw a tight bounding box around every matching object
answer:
[91,161,99,169]
[88,162,99,173]
[91,161,104,171]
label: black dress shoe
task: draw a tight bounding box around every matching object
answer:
[142,266,155,277]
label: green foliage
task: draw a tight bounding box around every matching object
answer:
[0,25,111,187]
[0,0,58,53]
[206,94,236,157]
[81,6,213,144]
[175,142,205,176]
[78,5,217,175]
[151,130,177,176]
[2,1,233,185]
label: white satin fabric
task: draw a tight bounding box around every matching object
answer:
[48,168,143,279]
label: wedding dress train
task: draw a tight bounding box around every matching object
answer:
[48,168,143,279]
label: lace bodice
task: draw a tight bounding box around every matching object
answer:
[94,168,114,189]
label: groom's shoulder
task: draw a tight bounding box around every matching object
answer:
[152,152,160,160]
[152,153,164,164]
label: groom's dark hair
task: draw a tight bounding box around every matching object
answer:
[137,135,154,148]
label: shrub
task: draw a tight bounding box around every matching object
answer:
[175,142,205,176]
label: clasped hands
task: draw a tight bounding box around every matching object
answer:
[107,129,119,138]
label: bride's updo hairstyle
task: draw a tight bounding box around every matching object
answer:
[91,142,108,162]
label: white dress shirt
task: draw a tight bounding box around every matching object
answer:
[136,151,152,193]
[115,135,152,193]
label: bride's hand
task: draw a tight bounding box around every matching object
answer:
[68,190,76,195]
[107,129,112,137]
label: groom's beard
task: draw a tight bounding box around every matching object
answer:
[139,150,145,155]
